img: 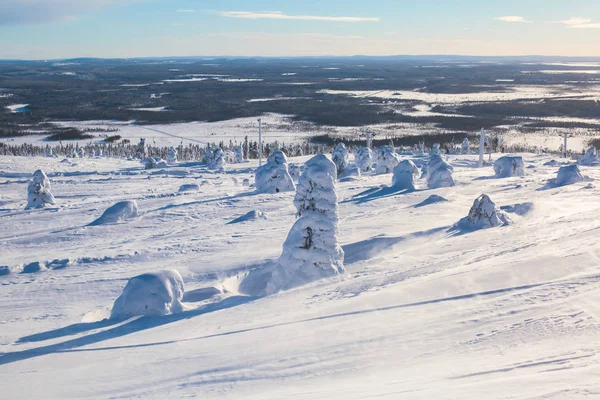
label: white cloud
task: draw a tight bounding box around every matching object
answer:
[554,17,600,29]
[218,11,379,22]
[176,9,196,13]
[495,16,533,23]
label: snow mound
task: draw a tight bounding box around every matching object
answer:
[578,146,599,166]
[228,210,267,224]
[26,169,56,209]
[414,194,448,208]
[255,150,296,193]
[355,146,373,172]
[427,155,455,189]
[89,200,139,226]
[556,164,585,186]
[494,156,525,178]
[544,159,560,167]
[143,157,168,169]
[458,194,509,230]
[178,183,200,192]
[110,270,184,319]
[374,146,400,174]
[392,159,419,190]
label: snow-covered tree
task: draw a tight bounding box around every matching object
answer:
[578,146,598,166]
[556,164,584,186]
[461,138,470,154]
[137,138,146,159]
[77,147,85,158]
[494,156,525,178]
[426,155,455,189]
[233,145,244,163]
[268,154,344,293]
[255,150,296,193]
[392,159,420,190]
[288,163,302,181]
[110,270,184,319]
[374,145,400,174]
[331,143,349,177]
[206,147,226,170]
[459,194,509,230]
[94,148,103,158]
[26,169,56,209]
[167,146,178,164]
[355,146,373,172]
[430,143,441,156]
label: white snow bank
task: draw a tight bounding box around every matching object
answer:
[110,270,184,319]
[392,160,419,190]
[556,164,585,186]
[26,169,56,209]
[255,150,295,193]
[457,194,509,230]
[178,183,200,192]
[494,156,525,178]
[89,200,138,226]
[427,155,455,189]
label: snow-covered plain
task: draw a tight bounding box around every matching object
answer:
[1,152,600,399]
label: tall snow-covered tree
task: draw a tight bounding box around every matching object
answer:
[255,150,296,193]
[355,146,373,172]
[26,169,56,209]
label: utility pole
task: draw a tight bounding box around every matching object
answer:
[562,132,569,158]
[258,118,263,167]
[479,128,485,168]
[362,128,374,149]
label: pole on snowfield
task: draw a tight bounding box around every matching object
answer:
[365,128,373,149]
[563,132,568,158]
[258,118,263,167]
[479,128,485,168]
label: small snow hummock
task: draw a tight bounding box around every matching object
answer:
[205,147,226,170]
[228,209,267,224]
[544,160,560,167]
[494,156,525,178]
[26,169,56,209]
[426,155,455,189]
[89,200,138,226]
[355,146,373,172]
[392,159,420,190]
[255,150,296,193]
[267,154,344,294]
[556,164,585,186]
[178,183,200,192]
[374,145,400,175]
[110,270,184,319]
[458,194,509,230]
[578,146,599,166]
[167,146,178,164]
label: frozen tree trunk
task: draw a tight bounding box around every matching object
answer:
[268,154,344,293]
[255,150,296,193]
[26,169,56,209]
[392,160,419,190]
[355,146,373,172]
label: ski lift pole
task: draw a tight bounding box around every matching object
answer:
[562,132,568,158]
[479,128,485,168]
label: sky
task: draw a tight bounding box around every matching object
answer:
[1,0,600,59]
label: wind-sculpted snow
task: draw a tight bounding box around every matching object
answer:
[255,150,295,193]
[228,209,267,224]
[110,270,185,319]
[142,157,168,169]
[392,159,420,190]
[494,156,525,178]
[26,169,56,209]
[89,200,138,226]
[178,183,200,192]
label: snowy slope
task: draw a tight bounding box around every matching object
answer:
[1,153,600,399]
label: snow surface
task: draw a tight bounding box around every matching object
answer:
[2,153,600,399]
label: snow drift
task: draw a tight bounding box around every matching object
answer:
[110,270,185,319]
[26,169,56,209]
[494,156,525,178]
[178,183,200,192]
[392,159,420,190]
[228,210,267,224]
[255,150,296,193]
[89,200,138,226]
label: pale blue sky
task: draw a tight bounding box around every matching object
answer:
[1,0,600,59]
